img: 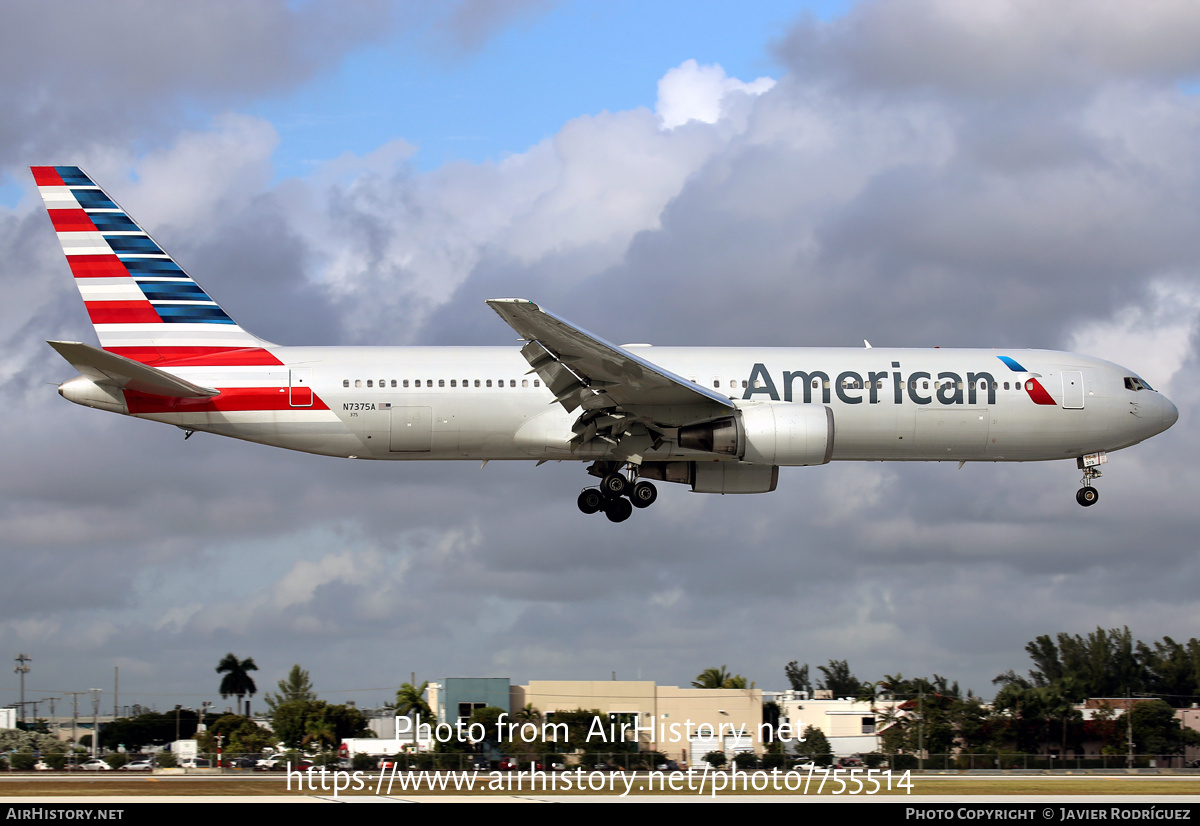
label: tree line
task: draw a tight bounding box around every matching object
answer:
[784,628,1200,707]
[776,627,1200,757]
[80,628,1200,760]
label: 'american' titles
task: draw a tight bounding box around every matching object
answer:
[743,361,1002,406]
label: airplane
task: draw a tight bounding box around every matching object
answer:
[34,165,1179,522]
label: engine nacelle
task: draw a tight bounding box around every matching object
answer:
[738,402,834,466]
[637,461,779,493]
[692,461,778,494]
[675,403,834,466]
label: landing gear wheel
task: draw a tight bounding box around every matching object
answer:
[577,489,603,515]
[630,480,658,508]
[603,496,633,523]
[1077,462,1103,507]
[600,472,628,498]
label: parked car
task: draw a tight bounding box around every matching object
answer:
[119,759,154,771]
[180,758,211,768]
[79,758,112,771]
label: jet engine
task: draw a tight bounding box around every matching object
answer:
[636,403,834,494]
[675,402,834,466]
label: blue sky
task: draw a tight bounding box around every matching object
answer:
[0,2,849,204]
[253,1,845,176]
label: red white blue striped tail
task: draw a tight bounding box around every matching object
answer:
[33,166,276,366]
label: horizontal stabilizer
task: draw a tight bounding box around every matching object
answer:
[47,341,219,398]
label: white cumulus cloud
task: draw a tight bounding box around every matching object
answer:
[656,59,776,129]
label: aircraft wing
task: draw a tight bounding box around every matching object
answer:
[48,340,219,398]
[486,299,734,430]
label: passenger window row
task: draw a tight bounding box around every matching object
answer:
[342,378,541,389]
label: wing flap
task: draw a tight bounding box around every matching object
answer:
[487,299,735,420]
[48,340,219,398]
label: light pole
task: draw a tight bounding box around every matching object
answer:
[13,654,30,726]
[62,692,87,751]
[44,697,59,739]
[1126,694,1135,769]
[916,688,925,771]
[89,689,101,757]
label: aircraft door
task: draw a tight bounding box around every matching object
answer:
[390,406,432,452]
[289,369,313,407]
[1062,371,1084,409]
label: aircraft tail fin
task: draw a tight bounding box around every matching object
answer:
[32,166,274,366]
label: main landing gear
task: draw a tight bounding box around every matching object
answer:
[1075,452,1106,508]
[577,467,658,523]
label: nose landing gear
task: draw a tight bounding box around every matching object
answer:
[577,464,658,521]
[1075,453,1106,507]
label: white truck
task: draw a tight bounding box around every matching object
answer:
[341,739,410,758]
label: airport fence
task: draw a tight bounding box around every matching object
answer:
[896,752,1197,771]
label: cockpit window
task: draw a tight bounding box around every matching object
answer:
[1124,376,1154,392]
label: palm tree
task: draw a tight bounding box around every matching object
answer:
[692,666,733,689]
[395,681,434,724]
[691,666,754,689]
[216,653,258,717]
[516,704,542,723]
[302,713,337,752]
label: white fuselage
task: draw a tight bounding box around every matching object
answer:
[113,345,1175,465]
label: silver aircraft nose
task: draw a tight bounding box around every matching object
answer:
[1162,394,1179,430]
